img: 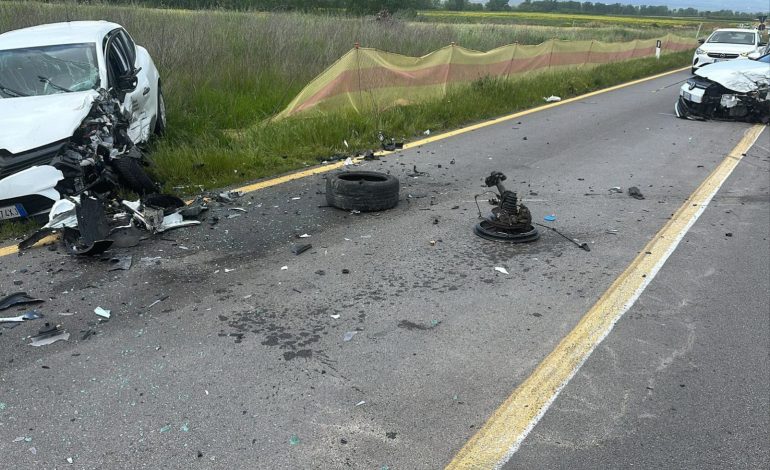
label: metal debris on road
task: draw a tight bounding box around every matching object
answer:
[609,186,623,193]
[146,295,170,309]
[474,171,539,243]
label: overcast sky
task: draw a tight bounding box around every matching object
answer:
[501,1,769,14]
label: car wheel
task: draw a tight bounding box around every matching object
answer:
[112,157,158,195]
[325,171,399,212]
[154,87,167,136]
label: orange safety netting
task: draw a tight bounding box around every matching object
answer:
[275,33,695,119]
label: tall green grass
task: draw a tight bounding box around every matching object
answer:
[0,1,693,191]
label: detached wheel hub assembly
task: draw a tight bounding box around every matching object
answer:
[474,171,539,243]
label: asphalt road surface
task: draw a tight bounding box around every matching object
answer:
[1,70,767,469]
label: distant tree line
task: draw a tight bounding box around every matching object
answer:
[98,0,765,18]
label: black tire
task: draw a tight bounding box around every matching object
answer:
[112,157,158,195]
[154,86,166,136]
[326,171,399,211]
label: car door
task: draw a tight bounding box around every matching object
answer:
[104,29,150,143]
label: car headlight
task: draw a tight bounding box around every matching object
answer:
[695,48,705,55]
[686,79,697,90]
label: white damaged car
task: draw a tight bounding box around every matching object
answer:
[0,21,165,221]
[675,50,770,123]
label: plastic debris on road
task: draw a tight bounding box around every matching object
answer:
[343,331,358,341]
[544,214,556,222]
[29,323,69,347]
[0,310,43,323]
[0,292,43,311]
[94,307,111,319]
[494,266,510,275]
[289,435,301,446]
[544,95,562,102]
[292,244,312,255]
[628,186,646,200]
[108,254,133,271]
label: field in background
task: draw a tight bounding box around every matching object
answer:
[417,10,734,31]
[1,1,693,193]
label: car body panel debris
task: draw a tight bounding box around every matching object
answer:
[28,323,69,347]
[0,292,43,311]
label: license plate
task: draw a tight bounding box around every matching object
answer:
[0,203,27,221]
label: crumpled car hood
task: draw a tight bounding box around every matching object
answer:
[0,91,97,154]
[695,60,770,93]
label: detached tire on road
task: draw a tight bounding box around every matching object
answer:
[326,171,399,212]
[112,157,158,195]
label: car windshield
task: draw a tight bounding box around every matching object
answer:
[707,31,756,45]
[0,43,99,98]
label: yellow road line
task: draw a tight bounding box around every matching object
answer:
[445,124,766,470]
[0,66,688,258]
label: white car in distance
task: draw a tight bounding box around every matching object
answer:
[692,28,768,73]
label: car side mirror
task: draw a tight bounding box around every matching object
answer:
[697,38,705,44]
[116,67,141,93]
